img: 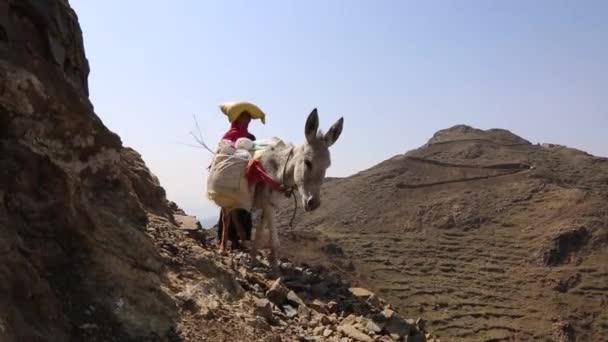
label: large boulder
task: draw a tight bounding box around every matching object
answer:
[0,1,177,340]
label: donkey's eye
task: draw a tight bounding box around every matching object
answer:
[304,160,313,170]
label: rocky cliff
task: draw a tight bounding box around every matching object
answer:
[0,0,179,340]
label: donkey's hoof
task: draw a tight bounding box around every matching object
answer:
[268,255,280,273]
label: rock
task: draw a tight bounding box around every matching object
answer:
[238,266,248,278]
[266,278,289,305]
[0,2,186,337]
[366,294,382,308]
[313,326,325,335]
[320,314,331,326]
[280,262,294,270]
[425,333,442,342]
[323,328,333,337]
[309,299,328,314]
[381,308,395,320]
[287,290,306,307]
[365,319,384,333]
[415,317,425,330]
[246,317,271,331]
[253,298,273,323]
[298,305,312,319]
[338,324,373,342]
[174,214,200,231]
[552,321,575,342]
[371,309,411,338]
[309,315,322,328]
[377,309,412,339]
[283,304,298,319]
[311,282,330,297]
[302,268,321,284]
[535,226,590,266]
[198,306,217,320]
[198,298,220,320]
[343,314,357,325]
[327,300,339,313]
[349,287,375,299]
[328,314,339,324]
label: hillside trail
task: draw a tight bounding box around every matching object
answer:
[111,211,434,342]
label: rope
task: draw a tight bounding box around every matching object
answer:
[281,147,298,230]
[281,147,294,188]
[288,191,298,230]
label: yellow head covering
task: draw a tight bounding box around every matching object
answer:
[219,101,266,124]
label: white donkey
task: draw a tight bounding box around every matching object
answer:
[218,108,343,267]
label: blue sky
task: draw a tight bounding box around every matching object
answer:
[70,0,607,220]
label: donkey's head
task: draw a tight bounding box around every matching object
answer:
[292,108,343,211]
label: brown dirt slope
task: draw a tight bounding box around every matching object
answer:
[278,124,608,341]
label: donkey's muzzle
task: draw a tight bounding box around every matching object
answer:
[304,197,320,211]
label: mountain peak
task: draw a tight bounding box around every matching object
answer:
[427,124,531,146]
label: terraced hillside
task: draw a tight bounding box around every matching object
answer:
[277,125,608,341]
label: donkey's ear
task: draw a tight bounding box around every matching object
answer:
[325,117,343,147]
[305,108,319,144]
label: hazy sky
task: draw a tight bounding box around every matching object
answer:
[70,0,607,220]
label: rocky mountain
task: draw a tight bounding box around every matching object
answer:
[0,1,430,341]
[277,125,608,341]
[1,0,180,339]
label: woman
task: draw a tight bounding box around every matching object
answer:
[214,102,286,249]
[222,110,256,142]
[215,109,258,249]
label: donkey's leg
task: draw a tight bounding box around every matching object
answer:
[220,208,231,253]
[264,205,280,269]
[230,210,248,247]
[250,210,267,260]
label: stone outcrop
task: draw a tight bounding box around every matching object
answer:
[1,1,176,340]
